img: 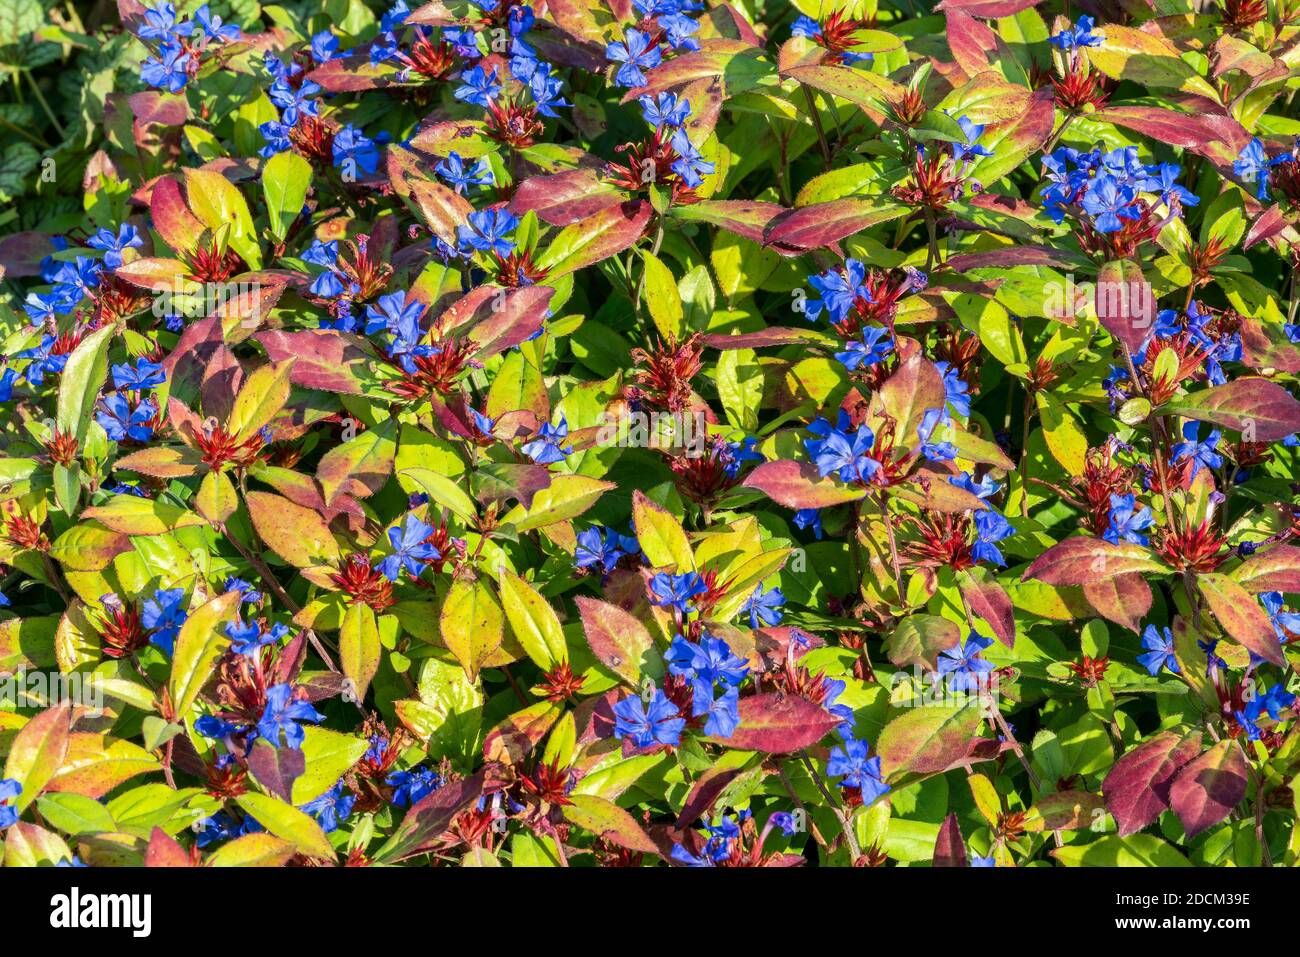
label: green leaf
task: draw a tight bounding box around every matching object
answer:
[56,323,115,448]
[641,251,685,342]
[440,576,505,681]
[262,151,312,243]
[340,602,381,701]
[234,792,335,860]
[169,591,241,721]
[498,568,567,668]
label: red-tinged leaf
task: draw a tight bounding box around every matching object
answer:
[564,794,661,856]
[245,739,305,802]
[483,700,562,765]
[676,765,746,829]
[1095,259,1156,354]
[306,54,402,92]
[438,285,554,360]
[245,491,342,568]
[375,768,492,862]
[150,175,205,253]
[1101,730,1202,836]
[1091,105,1245,153]
[1243,204,1290,250]
[890,473,989,514]
[4,703,72,811]
[762,199,906,252]
[716,693,840,753]
[113,446,205,478]
[145,827,196,867]
[0,231,56,279]
[406,174,474,249]
[884,614,961,669]
[256,329,372,395]
[1168,740,1248,838]
[742,460,867,509]
[1197,572,1283,665]
[877,703,984,780]
[780,64,900,124]
[114,256,193,291]
[958,567,1015,648]
[1022,537,1168,586]
[670,199,785,244]
[1231,543,1300,593]
[1240,318,1300,374]
[624,42,771,101]
[1026,790,1105,831]
[933,812,968,867]
[535,200,652,278]
[937,0,1042,16]
[947,244,1082,272]
[509,169,629,226]
[1163,377,1300,442]
[702,327,831,349]
[1081,573,1153,634]
[876,353,947,452]
[946,9,994,76]
[574,595,659,688]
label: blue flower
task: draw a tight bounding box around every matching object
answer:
[141,587,187,654]
[666,633,748,686]
[1138,624,1179,676]
[743,585,785,628]
[87,224,143,270]
[805,411,878,483]
[302,782,355,832]
[659,12,700,51]
[380,513,441,581]
[669,127,713,187]
[1262,592,1300,643]
[224,619,286,656]
[386,766,442,806]
[692,684,739,737]
[575,525,637,573]
[137,3,191,40]
[1148,163,1198,212]
[768,811,797,837]
[111,358,165,391]
[793,508,823,539]
[972,510,1015,566]
[194,810,261,848]
[1080,172,1142,233]
[1234,138,1276,201]
[934,361,972,417]
[937,632,995,691]
[96,394,157,443]
[952,115,993,163]
[365,290,426,337]
[435,152,493,194]
[917,407,957,462]
[0,369,13,404]
[17,336,69,386]
[640,92,691,128]
[522,416,573,464]
[606,28,661,88]
[1103,492,1154,546]
[311,30,340,63]
[650,572,708,613]
[826,738,890,803]
[950,471,1001,500]
[191,4,241,42]
[458,207,519,258]
[834,326,893,370]
[1171,421,1223,476]
[971,855,997,867]
[0,778,23,828]
[224,576,263,604]
[333,124,380,178]
[1049,15,1104,52]
[612,689,685,747]
[257,684,324,750]
[269,78,321,126]
[527,63,570,117]
[791,15,821,38]
[454,65,502,107]
[805,258,868,324]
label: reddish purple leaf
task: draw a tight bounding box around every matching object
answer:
[1022,537,1168,586]
[958,567,1015,648]
[742,460,867,509]
[1232,543,1300,593]
[1165,377,1300,442]
[933,812,968,867]
[509,169,629,226]
[256,329,373,395]
[1081,573,1152,634]
[718,694,840,753]
[1102,730,1202,836]
[763,199,905,252]
[1168,741,1248,839]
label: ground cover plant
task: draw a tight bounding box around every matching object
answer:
[0,0,1299,869]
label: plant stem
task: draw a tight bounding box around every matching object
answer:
[800,84,831,165]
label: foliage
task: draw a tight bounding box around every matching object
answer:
[1,0,1300,868]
